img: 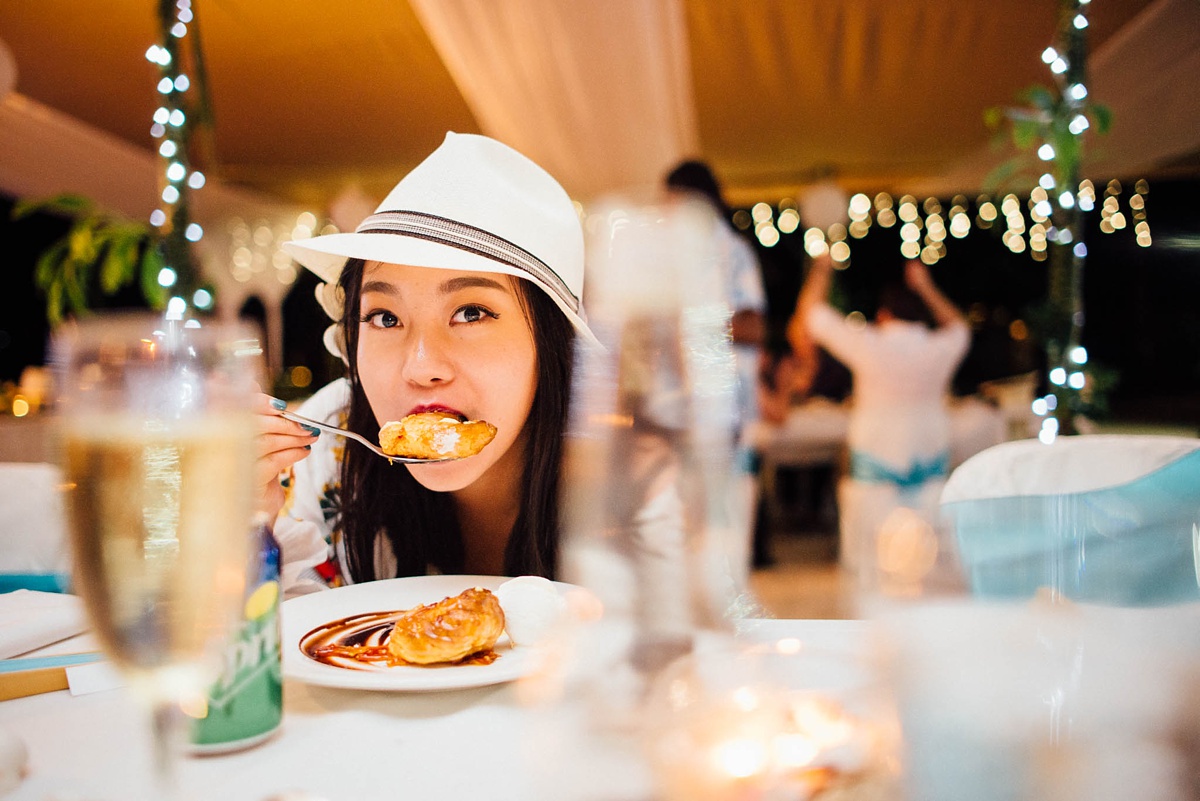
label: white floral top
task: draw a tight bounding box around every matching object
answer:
[275,378,400,597]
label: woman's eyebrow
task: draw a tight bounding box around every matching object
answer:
[361,279,400,296]
[440,276,508,294]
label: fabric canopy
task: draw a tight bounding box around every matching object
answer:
[410,0,699,201]
[402,0,1200,205]
[0,0,1194,213]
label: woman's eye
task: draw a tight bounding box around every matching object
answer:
[452,304,498,324]
[362,310,399,329]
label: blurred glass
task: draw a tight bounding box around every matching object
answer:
[879,599,1200,801]
[561,196,757,679]
[533,196,761,800]
[53,313,261,799]
[644,638,900,801]
[847,493,970,615]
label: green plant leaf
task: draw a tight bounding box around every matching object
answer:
[1011,119,1043,151]
[33,240,68,290]
[1018,85,1057,112]
[62,257,90,316]
[1054,129,1082,178]
[46,280,64,327]
[140,245,168,309]
[11,193,94,221]
[1090,104,1113,134]
[111,222,152,242]
[22,192,177,325]
[67,218,101,265]
[99,232,142,295]
[983,159,1023,194]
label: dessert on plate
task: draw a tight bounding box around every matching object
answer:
[387,587,506,664]
[301,578,573,670]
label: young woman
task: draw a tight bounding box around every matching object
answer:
[254,133,596,596]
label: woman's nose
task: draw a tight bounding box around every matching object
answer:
[399,331,453,386]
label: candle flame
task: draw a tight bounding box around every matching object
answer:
[711,737,769,778]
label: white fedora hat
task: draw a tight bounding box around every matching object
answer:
[282,132,595,347]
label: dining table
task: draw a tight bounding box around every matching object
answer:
[8,591,1200,801]
[0,615,874,801]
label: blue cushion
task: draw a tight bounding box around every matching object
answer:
[944,449,1200,606]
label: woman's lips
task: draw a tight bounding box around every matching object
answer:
[407,404,467,421]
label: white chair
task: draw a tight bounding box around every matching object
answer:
[977,371,1039,441]
[940,435,1200,606]
[0,462,71,593]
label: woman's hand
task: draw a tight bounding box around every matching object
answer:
[788,253,835,355]
[904,259,933,292]
[903,259,965,328]
[253,393,320,520]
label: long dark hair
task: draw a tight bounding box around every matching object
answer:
[878,281,935,328]
[335,258,575,581]
[665,160,733,223]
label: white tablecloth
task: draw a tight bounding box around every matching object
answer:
[7,607,1198,801]
[0,620,871,801]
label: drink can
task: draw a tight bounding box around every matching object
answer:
[190,518,283,753]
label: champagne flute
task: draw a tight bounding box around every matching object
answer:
[53,314,261,798]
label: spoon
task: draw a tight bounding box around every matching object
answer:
[278,409,458,464]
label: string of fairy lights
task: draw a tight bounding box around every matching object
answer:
[145,0,209,318]
[1036,0,1100,441]
[733,180,1151,268]
[735,0,1147,440]
[143,1,331,308]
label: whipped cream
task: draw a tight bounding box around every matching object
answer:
[496,576,568,647]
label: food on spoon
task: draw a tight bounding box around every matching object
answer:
[378,412,497,460]
[386,587,506,664]
[496,576,568,646]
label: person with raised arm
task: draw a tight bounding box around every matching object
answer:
[788,256,970,582]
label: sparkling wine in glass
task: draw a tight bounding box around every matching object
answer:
[54,314,261,797]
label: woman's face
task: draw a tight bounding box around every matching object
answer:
[355,261,538,492]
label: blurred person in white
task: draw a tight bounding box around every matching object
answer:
[664,161,767,576]
[251,133,597,596]
[789,256,969,582]
[664,161,767,436]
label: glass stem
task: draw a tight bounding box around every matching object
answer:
[149,699,186,800]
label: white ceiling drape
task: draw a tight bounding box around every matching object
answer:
[1083,0,1200,179]
[409,0,699,201]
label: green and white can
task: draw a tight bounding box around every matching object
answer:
[190,522,283,753]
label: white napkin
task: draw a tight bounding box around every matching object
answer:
[0,590,88,660]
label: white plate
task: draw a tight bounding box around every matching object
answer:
[282,574,572,692]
